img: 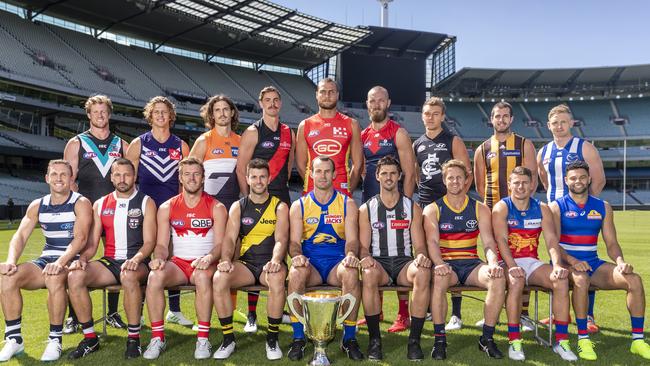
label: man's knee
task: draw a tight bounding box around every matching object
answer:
[120,271,140,289]
[626,273,643,291]
[361,267,381,287]
[339,266,359,288]
[288,266,309,283]
[571,272,590,290]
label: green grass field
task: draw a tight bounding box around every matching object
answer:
[0,211,649,365]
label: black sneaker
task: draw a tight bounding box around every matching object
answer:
[68,337,100,359]
[340,338,364,361]
[478,336,503,359]
[287,338,306,361]
[106,312,127,329]
[124,338,141,359]
[407,339,424,361]
[367,338,382,361]
[431,340,447,360]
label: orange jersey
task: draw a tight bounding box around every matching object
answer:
[201,129,240,208]
[303,112,353,196]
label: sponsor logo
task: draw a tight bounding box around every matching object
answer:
[502,149,521,157]
[169,149,181,160]
[390,219,410,230]
[144,150,157,157]
[98,144,107,149]
[333,127,348,137]
[119,203,126,208]
[211,148,225,155]
[433,143,448,151]
[280,141,291,149]
[566,153,579,162]
[60,223,74,230]
[127,208,142,217]
[260,218,276,225]
[242,217,254,225]
[372,221,385,229]
[542,158,551,165]
[587,209,602,220]
[363,141,372,148]
[102,208,115,216]
[564,210,578,218]
[507,219,519,226]
[523,218,541,228]
[378,139,392,147]
[261,141,275,149]
[306,217,319,225]
[486,151,496,160]
[83,152,97,159]
[191,218,212,228]
[324,214,343,224]
[440,223,454,231]
[128,218,140,229]
[186,213,196,218]
[454,215,464,220]
[466,220,478,230]
[108,151,121,158]
[231,147,239,156]
[313,139,342,156]
[307,129,320,138]
[340,182,348,189]
[273,136,280,140]
[580,211,586,216]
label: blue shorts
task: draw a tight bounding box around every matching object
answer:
[31,255,60,270]
[585,257,606,277]
[310,256,344,283]
[446,258,483,285]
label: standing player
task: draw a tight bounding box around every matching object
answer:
[359,156,431,361]
[0,160,92,362]
[212,159,289,360]
[551,161,650,361]
[295,78,363,196]
[142,157,227,360]
[66,159,156,359]
[538,104,605,332]
[125,96,192,327]
[63,94,129,331]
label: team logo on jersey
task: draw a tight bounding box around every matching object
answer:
[421,153,441,179]
[372,222,385,229]
[108,151,122,158]
[466,220,478,229]
[313,139,342,156]
[211,148,225,155]
[169,149,181,160]
[440,223,454,231]
[171,219,184,227]
[119,203,127,208]
[324,214,343,224]
[191,218,212,228]
[390,219,410,230]
[564,211,578,218]
[313,233,337,244]
[60,223,74,230]
[231,147,239,156]
[502,150,521,157]
[128,218,140,229]
[508,219,519,226]
[587,210,602,220]
[262,141,275,149]
[83,152,97,159]
[307,130,320,138]
[102,208,115,216]
[242,217,254,225]
[306,217,319,225]
[144,150,157,157]
[523,219,541,228]
[128,208,142,218]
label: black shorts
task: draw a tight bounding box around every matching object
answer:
[446,258,483,285]
[98,256,149,283]
[240,260,286,285]
[374,256,412,286]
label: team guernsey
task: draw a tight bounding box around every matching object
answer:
[540,137,586,202]
[252,120,292,204]
[37,191,82,259]
[97,190,149,260]
[481,133,526,208]
[303,112,353,196]
[238,195,281,281]
[502,196,542,260]
[413,129,455,207]
[435,196,480,261]
[76,131,124,203]
[201,129,240,209]
[137,131,183,207]
[300,190,347,280]
[361,119,401,203]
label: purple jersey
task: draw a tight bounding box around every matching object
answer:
[137,131,183,207]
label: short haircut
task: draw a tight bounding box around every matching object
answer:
[376,155,401,175]
[548,104,573,121]
[200,95,240,130]
[247,158,269,174]
[111,158,135,173]
[47,159,73,175]
[84,94,113,114]
[143,96,177,127]
[441,159,468,179]
[565,160,589,175]
[317,77,340,92]
[422,96,446,114]
[311,155,336,171]
[491,101,513,118]
[509,166,532,181]
[179,156,204,176]
[259,86,281,101]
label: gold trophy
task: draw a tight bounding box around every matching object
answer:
[287,291,356,366]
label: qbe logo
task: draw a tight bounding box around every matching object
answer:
[313,139,342,156]
[191,219,212,228]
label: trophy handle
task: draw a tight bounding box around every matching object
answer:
[336,293,356,324]
[287,292,306,325]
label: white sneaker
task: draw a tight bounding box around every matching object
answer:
[508,339,525,361]
[213,341,236,359]
[244,315,258,333]
[520,316,535,332]
[475,318,485,327]
[281,312,292,324]
[143,337,166,360]
[266,340,283,360]
[0,338,24,362]
[194,338,212,359]
[165,311,193,326]
[553,340,578,361]
[445,315,463,331]
[425,313,432,321]
[40,338,62,362]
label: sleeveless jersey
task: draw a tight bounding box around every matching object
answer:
[366,194,413,257]
[76,131,124,203]
[413,129,455,207]
[481,133,527,208]
[201,129,240,209]
[434,195,480,261]
[238,195,281,264]
[556,195,605,262]
[137,131,183,207]
[361,119,401,203]
[97,190,149,260]
[300,190,347,259]
[303,112,354,196]
[251,120,292,204]
[169,192,217,260]
[540,137,586,202]
[502,196,542,260]
[38,191,82,257]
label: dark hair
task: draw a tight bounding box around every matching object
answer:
[111,158,135,173]
[376,155,401,175]
[565,160,589,175]
[200,94,240,130]
[247,158,269,174]
[491,101,513,118]
[47,159,73,175]
[311,155,336,171]
[259,86,281,101]
[509,166,532,181]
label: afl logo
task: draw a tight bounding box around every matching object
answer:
[83,152,97,159]
[306,217,319,225]
[307,130,320,138]
[486,152,496,160]
[372,222,385,229]
[60,223,74,230]
[144,150,157,157]
[211,148,224,155]
[261,141,275,149]
[313,139,342,156]
[440,223,454,230]
[564,211,578,218]
[171,219,184,227]
[102,208,115,216]
[507,219,519,226]
[466,220,478,229]
[242,217,254,225]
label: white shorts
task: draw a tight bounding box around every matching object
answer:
[501,257,546,285]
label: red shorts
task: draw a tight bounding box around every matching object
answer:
[169,256,216,282]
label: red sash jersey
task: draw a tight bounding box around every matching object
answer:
[98,190,149,260]
[168,192,217,259]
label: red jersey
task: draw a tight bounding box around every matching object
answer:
[168,192,217,260]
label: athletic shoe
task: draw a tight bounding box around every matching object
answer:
[520,317,535,332]
[124,338,141,359]
[68,337,100,359]
[63,317,80,334]
[407,339,424,361]
[425,313,432,321]
[475,318,485,327]
[630,339,650,360]
[143,337,166,360]
[106,312,127,329]
[281,311,292,324]
[287,338,306,361]
[587,315,600,333]
[266,339,283,360]
[194,338,212,359]
[445,315,463,331]
[340,338,364,360]
[367,338,382,361]
[244,314,258,333]
[478,336,503,359]
[577,338,597,361]
[508,339,525,361]
[357,312,383,326]
[553,340,578,361]
[430,340,447,360]
[213,340,236,359]
[388,314,410,333]
[40,338,62,362]
[165,311,193,326]
[0,338,24,362]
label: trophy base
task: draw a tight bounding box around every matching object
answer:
[309,350,331,366]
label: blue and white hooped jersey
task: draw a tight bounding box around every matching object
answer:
[556,194,605,262]
[38,191,81,257]
[540,137,585,202]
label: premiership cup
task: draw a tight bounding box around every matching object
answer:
[287,291,356,366]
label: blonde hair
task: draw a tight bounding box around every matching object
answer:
[179,157,204,176]
[441,159,468,179]
[84,94,113,114]
[548,104,573,121]
[47,159,73,175]
[143,96,176,127]
[422,96,446,114]
[200,95,239,130]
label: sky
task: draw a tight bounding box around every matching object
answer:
[274,0,650,70]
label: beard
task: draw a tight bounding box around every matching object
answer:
[318,100,337,110]
[115,183,133,193]
[569,184,588,195]
[369,109,387,122]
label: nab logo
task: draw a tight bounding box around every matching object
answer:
[191,219,212,228]
[440,223,454,231]
[83,152,97,159]
[313,139,342,157]
[262,141,275,149]
[242,217,254,225]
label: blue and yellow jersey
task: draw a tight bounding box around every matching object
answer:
[300,190,347,260]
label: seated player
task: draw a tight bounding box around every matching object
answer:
[550,161,650,361]
[142,157,227,360]
[67,159,156,359]
[0,160,92,362]
[423,159,506,360]
[492,166,577,361]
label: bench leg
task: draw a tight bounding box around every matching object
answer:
[532,290,553,347]
[547,291,553,347]
[102,288,107,337]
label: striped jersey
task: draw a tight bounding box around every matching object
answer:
[502,196,542,260]
[169,192,217,260]
[76,131,124,203]
[540,137,585,202]
[201,129,240,209]
[366,194,413,257]
[97,190,149,260]
[300,190,347,259]
[361,120,401,203]
[238,195,281,263]
[481,133,526,208]
[137,131,183,207]
[251,120,292,204]
[38,191,82,257]
[556,195,605,262]
[434,195,480,261]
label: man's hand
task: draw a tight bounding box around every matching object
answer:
[217,260,233,273]
[291,255,309,268]
[572,261,592,273]
[616,262,634,274]
[359,256,376,269]
[434,263,452,276]
[508,266,526,278]
[192,254,213,270]
[551,265,569,280]
[342,254,360,268]
[121,258,141,272]
[68,259,88,271]
[0,263,17,276]
[149,258,166,271]
[43,261,64,276]
[263,260,282,273]
[487,263,504,278]
[414,254,432,268]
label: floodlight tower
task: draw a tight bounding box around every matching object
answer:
[377,0,394,27]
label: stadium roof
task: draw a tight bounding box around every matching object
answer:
[9,0,371,69]
[345,26,454,59]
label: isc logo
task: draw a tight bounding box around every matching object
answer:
[313,139,342,156]
[191,219,212,228]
